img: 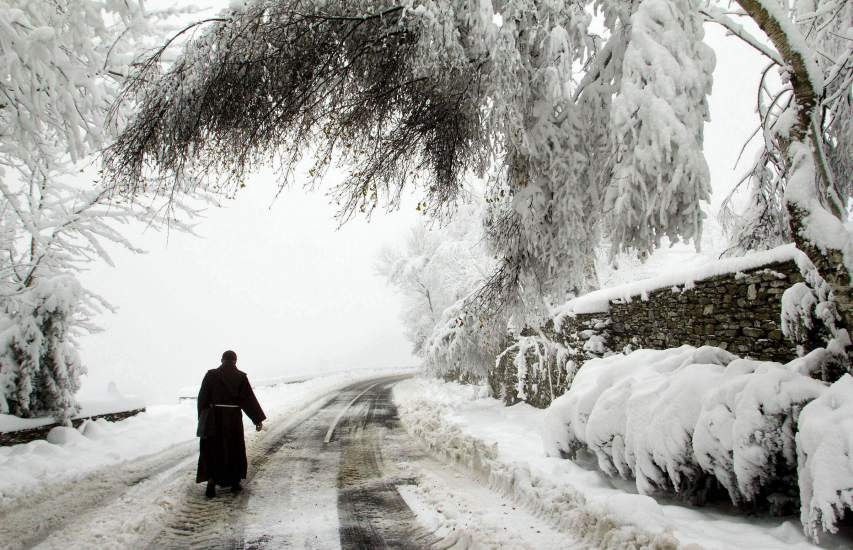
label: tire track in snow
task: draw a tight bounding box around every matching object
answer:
[336,382,438,549]
[147,375,432,549]
[144,387,349,549]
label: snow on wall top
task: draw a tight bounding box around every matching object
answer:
[554,244,807,319]
[0,395,145,433]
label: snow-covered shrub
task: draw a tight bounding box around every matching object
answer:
[423,298,508,383]
[0,276,88,420]
[797,374,853,541]
[781,258,850,382]
[584,375,636,479]
[492,334,571,407]
[728,364,826,512]
[691,359,763,505]
[543,346,734,468]
[626,363,726,501]
[545,344,838,514]
[543,349,646,458]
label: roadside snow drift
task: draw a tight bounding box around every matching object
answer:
[393,376,832,550]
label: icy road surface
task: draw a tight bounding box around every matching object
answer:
[1,375,577,549]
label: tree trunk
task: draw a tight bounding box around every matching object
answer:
[736,0,853,340]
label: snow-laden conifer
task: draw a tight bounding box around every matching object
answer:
[0,1,187,419]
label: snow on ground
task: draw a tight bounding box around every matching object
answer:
[0,367,412,504]
[392,376,848,550]
[398,454,578,549]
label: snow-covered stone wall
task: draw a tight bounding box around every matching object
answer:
[493,256,806,409]
[608,259,802,362]
[0,408,146,446]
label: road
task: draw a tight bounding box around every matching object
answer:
[1,375,573,549]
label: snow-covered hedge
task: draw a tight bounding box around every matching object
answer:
[796,375,853,541]
[543,346,852,540]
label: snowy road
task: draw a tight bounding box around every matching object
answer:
[1,375,575,549]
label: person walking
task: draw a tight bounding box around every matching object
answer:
[196,350,266,498]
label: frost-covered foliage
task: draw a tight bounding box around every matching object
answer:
[0,276,89,418]
[715,0,852,254]
[781,256,850,381]
[606,0,714,255]
[0,1,184,419]
[377,199,494,357]
[543,345,836,521]
[492,333,572,406]
[422,297,509,382]
[376,196,507,381]
[796,374,853,541]
[106,0,720,322]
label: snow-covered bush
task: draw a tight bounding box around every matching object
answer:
[0,276,89,420]
[544,346,734,462]
[491,334,572,407]
[544,345,838,516]
[694,360,826,513]
[626,363,726,501]
[543,348,644,459]
[781,257,851,382]
[797,374,853,541]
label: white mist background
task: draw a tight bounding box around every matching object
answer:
[77,169,421,404]
[77,1,768,405]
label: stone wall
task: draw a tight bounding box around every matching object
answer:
[608,260,801,363]
[489,258,805,409]
[0,408,146,446]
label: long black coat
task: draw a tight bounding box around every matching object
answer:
[196,363,266,484]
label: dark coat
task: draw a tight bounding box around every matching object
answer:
[196,363,266,485]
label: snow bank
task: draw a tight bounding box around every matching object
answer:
[552,243,806,317]
[394,376,825,549]
[797,375,853,541]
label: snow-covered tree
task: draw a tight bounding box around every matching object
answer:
[104,0,850,346]
[706,0,851,347]
[103,0,713,320]
[0,1,186,419]
[376,196,507,380]
[376,199,493,356]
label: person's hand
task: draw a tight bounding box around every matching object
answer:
[255,422,263,432]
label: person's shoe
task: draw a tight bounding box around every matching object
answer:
[231,482,242,493]
[205,482,216,499]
